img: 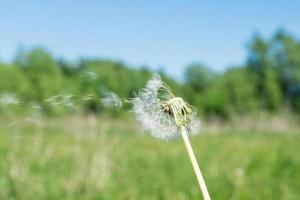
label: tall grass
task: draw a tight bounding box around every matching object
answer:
[0,115,300,199]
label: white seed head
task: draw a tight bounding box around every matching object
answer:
[132,75,201,140]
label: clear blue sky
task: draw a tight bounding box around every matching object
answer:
[1,0,300,79]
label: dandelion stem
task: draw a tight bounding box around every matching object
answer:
[180,126,211,200]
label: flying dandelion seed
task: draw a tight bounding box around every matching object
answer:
[0,93,19,106]
[84,71,98,80]
[57,95,75,107]
[131,75,210,200]
[30,102,43,117]
[25,116,40,123]
[31,103,42,112]
[44,95,60,103]
[82,94,97,101]
[8,121,18,127]
[63,100,76,109]
[44,94,77,110]
[101,90,122,109]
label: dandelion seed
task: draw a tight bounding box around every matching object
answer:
[14,135,29,140]
[63,100,76,109]
[8,121,18,127]
[82,94,96,101]
[132,75,210,200]
[101,90,122,109]
[25,116,40,123]
[84,71,97,80]
[44,94,76,110]
[0,93,19,106]
[44,95,60,103]
[31,103,42,111]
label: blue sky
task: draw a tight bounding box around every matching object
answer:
[1,0,300,78]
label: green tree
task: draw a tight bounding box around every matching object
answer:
[197,67,259,118]
[14,47,64,112]
[184,63,215,92]
[0,63,29,98]
[269,30,300,110]
[247,34,282,111]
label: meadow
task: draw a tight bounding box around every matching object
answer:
[0,115,300,200]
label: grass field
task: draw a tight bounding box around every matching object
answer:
[0,115,300,200]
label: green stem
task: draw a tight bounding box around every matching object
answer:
[180,126,211,200]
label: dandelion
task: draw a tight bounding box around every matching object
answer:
[132,75,211,200]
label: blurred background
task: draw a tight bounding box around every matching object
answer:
[1,1,300,199]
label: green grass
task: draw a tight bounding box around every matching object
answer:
[0,116,300,200]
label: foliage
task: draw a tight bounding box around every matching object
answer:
[0,29,300,118]
[197,67,260,118]
[184,63,215,92]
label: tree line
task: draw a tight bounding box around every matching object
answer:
[1,29,300,119]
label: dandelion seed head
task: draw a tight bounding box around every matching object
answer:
[132,75,201,140]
